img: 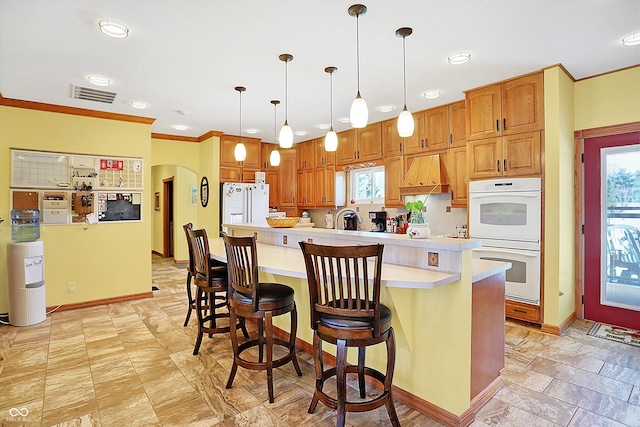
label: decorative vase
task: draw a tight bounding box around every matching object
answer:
[407,222,430,239]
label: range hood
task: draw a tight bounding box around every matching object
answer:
[399,154,449,196]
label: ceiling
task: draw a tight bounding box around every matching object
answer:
[1,0,638,143]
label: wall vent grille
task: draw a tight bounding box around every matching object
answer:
[72,85,117,104]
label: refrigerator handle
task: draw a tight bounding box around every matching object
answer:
[246,186,252,223]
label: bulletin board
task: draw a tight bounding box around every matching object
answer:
[97,193,142,222]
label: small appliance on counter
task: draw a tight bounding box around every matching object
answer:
[343,212,359,231]
[368,211,387,232]
[324,212,334,229]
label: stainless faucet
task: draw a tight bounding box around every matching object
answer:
[334,208,363,230]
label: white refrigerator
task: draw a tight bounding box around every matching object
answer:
[221,183,270,231]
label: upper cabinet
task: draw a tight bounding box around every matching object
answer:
[401,102,463,156]
[261,142,280,170]
[467,131,541,179]
[422,105,449,152]
[220,135,261,169]
[336,124,382,166]
[297,140,315,170]
[382,119,403,158]
[315,137,336,167]
[465,72,544,140]
[449,101,467,148]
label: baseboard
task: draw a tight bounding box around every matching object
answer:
[541,312,577,336]
[46,292,153,313]
[271,323,499,426]
[151,250,163,257]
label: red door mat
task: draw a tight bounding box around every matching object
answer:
[587,323,640,348]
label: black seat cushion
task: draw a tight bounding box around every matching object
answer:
[318,302,392,329]
[232,282,295,307]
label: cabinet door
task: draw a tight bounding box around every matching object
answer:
[315,137,335,167]
[336,129,358,165]
[356,122,382,162]
[279,149,297,207]
[502,73,544,135]
[450,146,468,208]
[467,137,501,180]
[465,83,501,140]
[315,166,335,206]
[220,135,240,167]
[424,105,449,152]
[220,167,241,183]
[265,170,279,206]
[402,112,426,155]
[297,169,314,207]
[449,101,467,148]
[382,118,403,157]
[384,156,404,208]
[261,143,279,170]
[503,131,541,177]
[242,139,261,169]
[241,168,259,183]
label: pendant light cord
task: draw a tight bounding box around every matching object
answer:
[402,35,407,108]
[330,71,334,130]
[284,60,289,124]
[356,14,361,94]
[274,103,277,142]
[239,90,242,142]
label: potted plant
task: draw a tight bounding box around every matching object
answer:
[405,186,439,238]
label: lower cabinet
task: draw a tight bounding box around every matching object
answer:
[505,300,541,323]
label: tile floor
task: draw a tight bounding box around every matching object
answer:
[0,255,638,426]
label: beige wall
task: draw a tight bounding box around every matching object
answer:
[0,106,152,313]
[574,66,640,131]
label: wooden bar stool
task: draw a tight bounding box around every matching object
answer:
[299,242,400,427]
[187,228,248,355]
[182,223,197,327]
[223,234,302,403]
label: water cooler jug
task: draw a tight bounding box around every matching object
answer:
[7,241,46,326]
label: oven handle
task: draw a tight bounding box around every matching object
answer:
[476,247,539,257]
[469,192,539,198]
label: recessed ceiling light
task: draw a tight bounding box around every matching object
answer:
[294,130,308,136]
[172,124,188,131]
[338,117,351,124]
[622,31,640,46]
[245,128,259,134]
[317,124,330,130]
[448,52,471,65]
[423,90,442,99]
[376,105,395,113]
[88,76,110,86]
[130,101,147,109]
[99,20,129,39]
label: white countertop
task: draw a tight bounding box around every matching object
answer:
[209,237,510,289]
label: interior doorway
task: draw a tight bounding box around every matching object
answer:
[163,177,174,258]
[583,131,640,329]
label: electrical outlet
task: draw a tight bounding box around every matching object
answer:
[446,206,451,213]
[398,348,410,368]
[67,282,76,293]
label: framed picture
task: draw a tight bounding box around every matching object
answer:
[190,185,197,205]
[154,192,160,211]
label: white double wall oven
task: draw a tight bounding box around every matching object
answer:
[469,178,542,305]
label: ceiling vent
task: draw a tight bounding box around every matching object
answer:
[72,85,117,104]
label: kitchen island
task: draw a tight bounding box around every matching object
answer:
[215,224,510,426]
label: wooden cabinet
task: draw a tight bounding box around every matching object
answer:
[314,167,335,207]
[315,138,335,167]
[505,300,540,323]
[261,143,280,170]
[402,113,425,155]
[449,146,468,208]
[278,149,297,209]
[465,72,543,140]
[467,131,541,179]
[220,167,241,183]
[297,140,315,170]
[382,119,403,158]
[297,169,315,208]
[449,101,467,148]
[265,170,279,207]
[423,105,449,152]
[336,124,382,166]
[384,156,404,208]
[220,135,261,182]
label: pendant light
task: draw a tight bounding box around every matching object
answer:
[324,66,338,152]
[270,100,281,166]
[396,27,414,137]
[348,4,368,129]
[234,86,247,162]
[278,53,294,149]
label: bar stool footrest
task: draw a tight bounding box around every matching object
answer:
[235,337,297,370]
[314,365,390,413]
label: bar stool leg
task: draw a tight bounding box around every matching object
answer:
[226,307,240,389]
[308,332,322,414]
[183,271,193,327]
[385,328,400,427]
[357,346,366,398]
[335,339,348,427]
[258,319,264,363]
[265,311,274,403]
[290,303,302,376]
[193,287,205,355]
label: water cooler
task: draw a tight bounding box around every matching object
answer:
[7,209,46,326]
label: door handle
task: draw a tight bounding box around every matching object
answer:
[504,159,507,172]
[496,119,499,131]
[497,160,500,172]
[503,118,507,130]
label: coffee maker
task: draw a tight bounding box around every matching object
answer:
[369,211,387,232]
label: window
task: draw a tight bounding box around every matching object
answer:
[350,166,385,204]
